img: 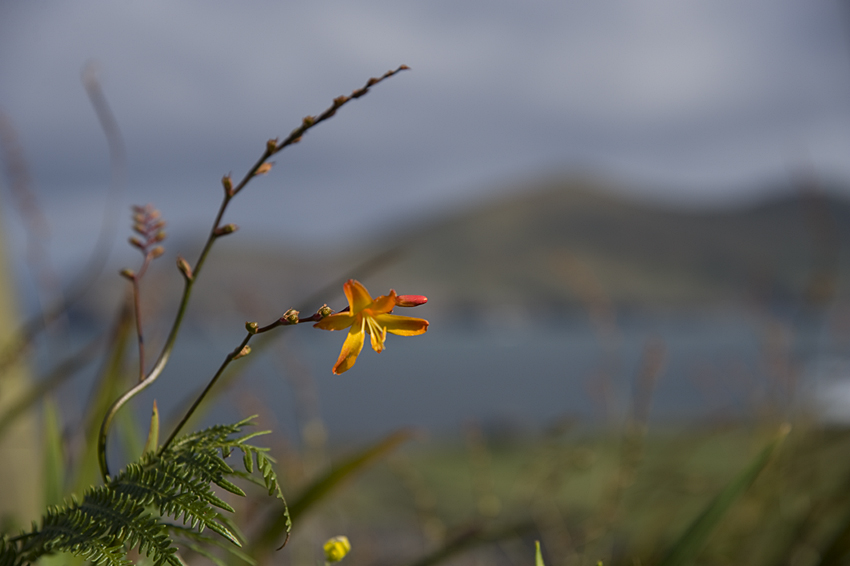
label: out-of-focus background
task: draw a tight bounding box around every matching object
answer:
[5,3,850,564]
[1,2,850,422]
[4,1,850,434]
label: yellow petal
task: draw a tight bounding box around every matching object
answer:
[314,312,356,331]
[374,314,429,336]
[344,279,372,313]
[368,291,397,315]
[332,320,365,374]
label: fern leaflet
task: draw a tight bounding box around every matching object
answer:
[3,417,289,565]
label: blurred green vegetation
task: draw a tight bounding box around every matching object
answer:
[285,421,848,566]
[3,65,850,566]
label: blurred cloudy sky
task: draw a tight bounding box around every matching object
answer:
[2,1,850,260]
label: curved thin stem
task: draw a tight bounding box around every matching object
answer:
[131,277,145,382]
[98,194,229,480]
[130,252,153,382]
[160,311,322,452]
[160,332,253,453]
[97,65,409,481]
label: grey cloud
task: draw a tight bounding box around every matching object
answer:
[2,0,850,252]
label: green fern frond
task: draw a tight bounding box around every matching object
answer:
[0,536,21,566]
[5,417,288,565]
[17,488,179,566]
[167,524,256,566]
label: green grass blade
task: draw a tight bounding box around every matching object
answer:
[656,424,790,566]
[72,302,133,493]
[143,400,160,456]
[0,337,101,444]
[253,429,413,552]
[536,541,545,566]
[42,397,65,508]
[402,520,534,566]
[814,508,850,566]
[115,394,144,468]
[288,428,413,520]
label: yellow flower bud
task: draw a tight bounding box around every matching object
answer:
[233,345,251,360]
[214,223,239,237]
[176,255,193,281]
[323,536,351,563]
[255,162,273,175]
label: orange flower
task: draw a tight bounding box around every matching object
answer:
[314,279,429,374]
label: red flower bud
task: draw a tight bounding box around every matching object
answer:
[395,294,428,307]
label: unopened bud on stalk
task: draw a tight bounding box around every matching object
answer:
[154,231,167,242]
[222,175,233,195]
[233,345,252,360]
[323,536,351,563]
[282,309,300,325]
[266,138,278,154]
[119,268,135,280]
[255,162,273,175]
[149,246,165,259]
[129,237,145,250]
[246,321,259,334]
[214,224,238,237]
[395,295,428,307]
[176,256,193,281]
[302,115,315,128]
[317,304,333,318]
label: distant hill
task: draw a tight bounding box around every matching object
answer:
[351,177,850,318]
[76,177,850,326]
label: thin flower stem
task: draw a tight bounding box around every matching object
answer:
[160,311,325,452]
[98,195,230,480]
[97,66,408,481]
[131,278,145,383]
[160,332,253,453]
[130,254,153,383]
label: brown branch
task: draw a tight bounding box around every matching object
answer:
[98,65,410,480]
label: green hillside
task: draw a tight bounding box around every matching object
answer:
[78,177,850,324]
[367,177,850,315]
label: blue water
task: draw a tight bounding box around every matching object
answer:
[91,308,840,445]
[42,306,848,457]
